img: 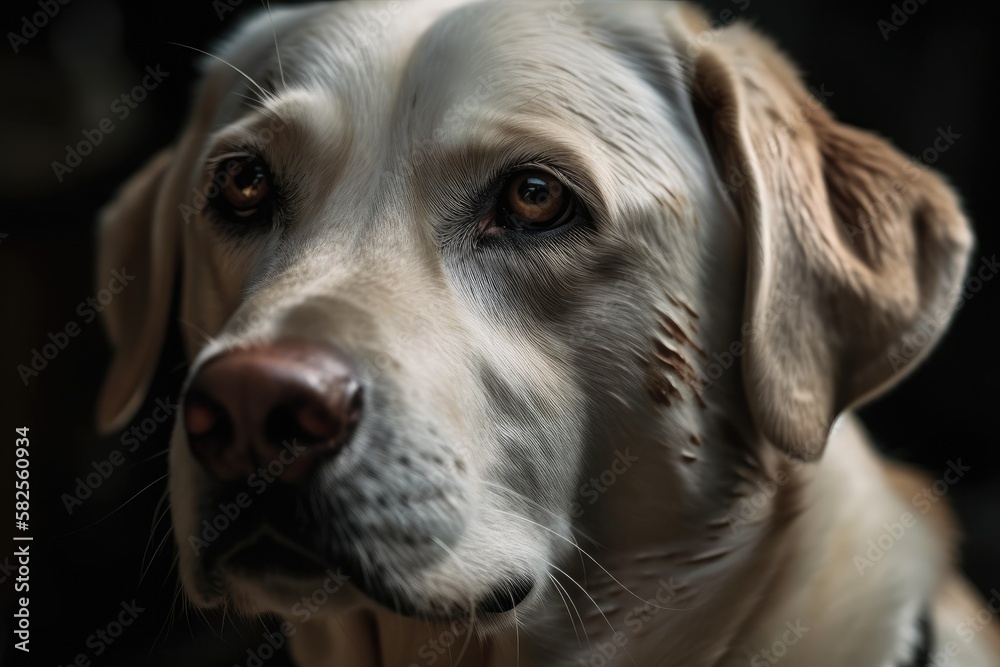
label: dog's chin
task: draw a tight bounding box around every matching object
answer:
[196,572,536,623]
[223,573,369,617]
[186,529,537,621]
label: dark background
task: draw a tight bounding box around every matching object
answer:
[0,1,996,665]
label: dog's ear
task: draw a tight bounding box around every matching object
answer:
[95,148,178,433]
[683,15,972,459]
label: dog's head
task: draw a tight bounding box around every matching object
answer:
[95,1,971,624]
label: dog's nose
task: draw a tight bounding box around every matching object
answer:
[182,341,362,483]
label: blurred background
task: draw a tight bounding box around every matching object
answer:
[0,0,996,664]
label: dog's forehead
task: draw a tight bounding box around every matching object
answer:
[392,3,689,156]
[229,1,683,132]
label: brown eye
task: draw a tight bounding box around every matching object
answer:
[499,169,575,231]
[210,156,273,222]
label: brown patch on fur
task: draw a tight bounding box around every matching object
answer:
[693,391,707,409]
[636,549,690,563]
[659,311,705,358]
[689,434,702,446]
[667,293,701,320]
[644,309,709,408]
[685,547,733,565]
[653,340,700,387]
[646,370,682,406]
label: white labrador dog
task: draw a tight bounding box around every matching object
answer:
[95,2,1000,665]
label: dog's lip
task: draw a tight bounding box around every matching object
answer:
[202,526,535,619]
[217,527,331,577]
[477,576,535,614]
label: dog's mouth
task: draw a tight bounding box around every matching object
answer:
[208,529,535,618]
[192,482,534,619]
[222,531,330,578]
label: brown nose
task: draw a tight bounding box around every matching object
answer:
[182,341,362,483]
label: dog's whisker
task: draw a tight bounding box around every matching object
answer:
[168,358,194,375]
[430,536,479,665]
[167,41,272,104]
[183,594,197,643]
[480,480,594,585]
[139,526,175,587]
[141,488,171,573]
[488,507,692,612]
[545,560,639,667]
[162,552,179,590]
[52,473,169,538]
[220,600,229,638]
[479,479,601,545]
[262,0,286,90]
[548,572,587,648]
[192,603,230,645]
[331,615,379,662]
[229,91,275,118]
[148,580,184,659]
[512,592,520,667]
[134,447,171,467]
[177,317,219,348]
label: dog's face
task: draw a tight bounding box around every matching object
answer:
[95,1,971,628]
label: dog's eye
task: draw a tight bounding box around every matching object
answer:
[209,156,273,222]
[498,169,575,232]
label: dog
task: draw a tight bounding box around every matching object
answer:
[94,2,1000,665]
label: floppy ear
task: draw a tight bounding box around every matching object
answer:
[95,148,178,433]
[684,17,973,459]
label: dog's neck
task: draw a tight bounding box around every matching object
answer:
[529,400,806,667]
